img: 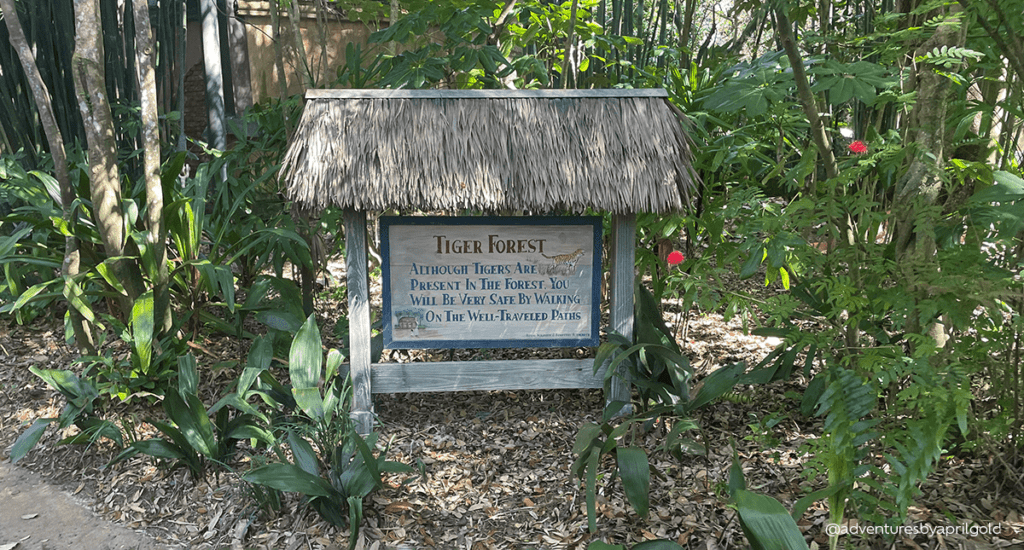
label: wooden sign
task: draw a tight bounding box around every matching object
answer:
[381,216,602,349]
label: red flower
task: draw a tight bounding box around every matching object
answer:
[848,140,868,154]
[667,250,685,266]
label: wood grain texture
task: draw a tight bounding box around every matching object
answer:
[344,209,373,434]
[340,359,601,393]
[608,214,636,406]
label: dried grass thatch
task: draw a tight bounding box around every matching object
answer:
[282,89,697,214]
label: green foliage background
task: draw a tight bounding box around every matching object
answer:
[2,0,1024,547]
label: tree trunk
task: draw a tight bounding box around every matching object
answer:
[270,0,289,98]
[73,0,139,316]
[177,1,187,152]
[894,6,965,264]
[287,0,314,89]
[561,0,579,89]
[775,7,838,182]
[200,0,227,152]
[132,0,170,333]
[894,5,966,345]
[679,0,696,64]
[2,0,95,353]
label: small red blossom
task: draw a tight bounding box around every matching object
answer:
[667,250,685,266]
[848,140,868,155]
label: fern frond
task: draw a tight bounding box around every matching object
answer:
[916,45,985,68]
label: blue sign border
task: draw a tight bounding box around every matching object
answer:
[381,216,603,349]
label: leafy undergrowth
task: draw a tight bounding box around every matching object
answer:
[2,312,1023,549]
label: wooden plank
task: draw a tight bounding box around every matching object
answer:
[337,359,601,393]
[306,88,669,100]
[344,209,374,434]
[381,216,602,349]
[607,213,636,406]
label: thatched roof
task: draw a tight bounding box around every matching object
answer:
[282,89,697,214]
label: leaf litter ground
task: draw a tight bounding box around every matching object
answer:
[2,292,1024,550]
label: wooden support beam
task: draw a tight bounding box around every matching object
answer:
[344,209,373,434]
[608,213,635,408]
[353,359,600,394]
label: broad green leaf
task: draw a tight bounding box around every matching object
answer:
[290,314,322,391]
[131,439,189,460]
[63,276,97,323]
[0,226,32,257]
[209,393,261,418]
[729,448,747,496]
[287,431,320,477]
[686,361,747,412]
[602,400,630,423]
[666,418,705,456]
[573,423,604,455]
[61,417,124,448]
[739,246,764,279]
[178,353,199,397]
[779,267,790,290]
[322,385,341,425]
[163,390,217,458]
[243,463,336,497]
[734,489,810,550]
[30,367,97,413]
[12,279,60,312]
[380,459,414,474]
[146,420,191,455]
[239,336,273,398]
[160,151,188,193]
[342,433,384,498]
[969,171,1024,204]
[325,349,343,385]
[340,461,380,500]
[95,259,126,294]
[193,261,236,312]
[801,374,828,417]
[225,424,275,445]
[10,418,54,463]
[616,446,650,518]
[253,370,296,410]
[790,484,843,520]
[347,496,364,546]
[27,170,61,204]
[294,390,325,424]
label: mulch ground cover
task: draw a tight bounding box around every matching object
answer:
[3,297,1024,549]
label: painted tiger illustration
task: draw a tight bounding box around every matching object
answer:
[541,248,585,275]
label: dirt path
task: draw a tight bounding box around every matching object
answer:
[0,461,177,550]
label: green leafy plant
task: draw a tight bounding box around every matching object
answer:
[244,429,407,549]
[0,154,70,325]
[594,277,694,411]
[70,287,196,401]
[242,314,411,549]
[576,276,749,532]
[110,354,272,480]
[10,367,123,463]
[725,444,847,550]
